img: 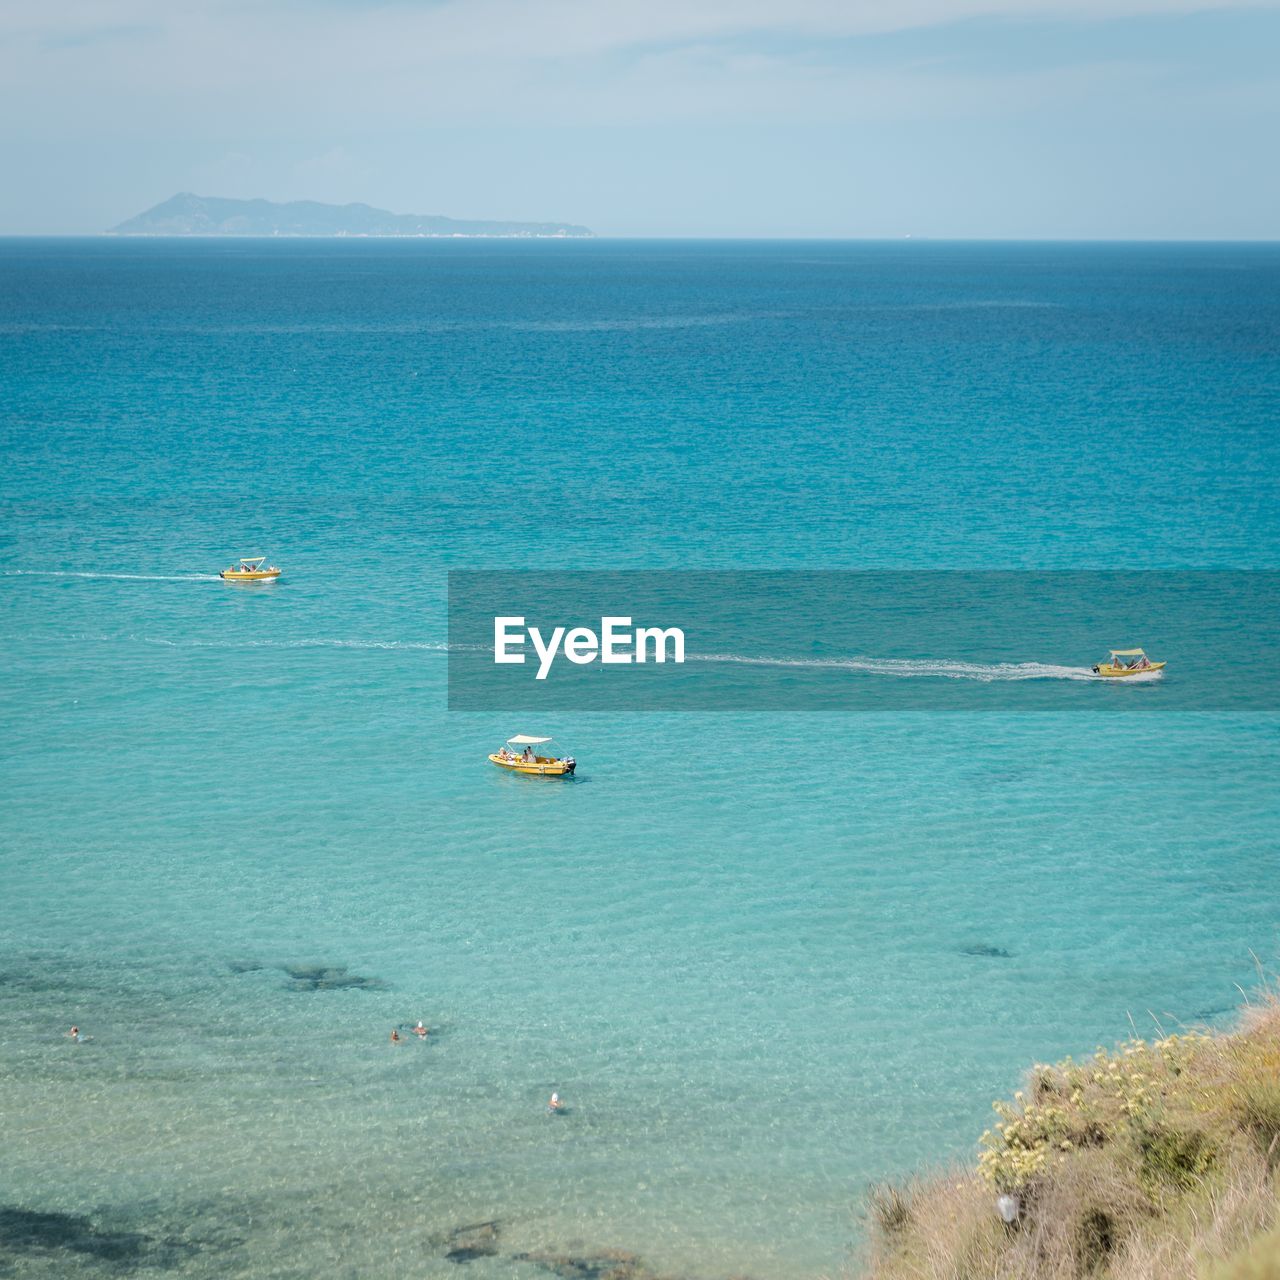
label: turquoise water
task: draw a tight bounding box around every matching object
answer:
[2,239,1279,1278]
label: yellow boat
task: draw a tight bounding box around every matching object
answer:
[220,556,281,582]
[489,735,576,777]
[1092,648,1166,678]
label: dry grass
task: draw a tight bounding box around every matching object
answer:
[862,990,1280,1280]
[1203,1218,1280,1280]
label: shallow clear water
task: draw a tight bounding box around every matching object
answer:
[1,239,1278,1278]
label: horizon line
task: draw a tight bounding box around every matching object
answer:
[1,232,1278,244]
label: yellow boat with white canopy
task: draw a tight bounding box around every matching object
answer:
[220,556,281,582]
[1092,648,1166,678]
[489,735,576,776]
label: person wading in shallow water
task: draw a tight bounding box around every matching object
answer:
[390,1028,401,1044]
[548,1092,565,1113]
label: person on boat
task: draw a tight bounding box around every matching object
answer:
[1136,654,1150,670]
[522,746,534,762]
[548,1092,565,1112]
[414,1021,428,1039]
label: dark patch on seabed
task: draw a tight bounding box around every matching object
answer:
[432,1219,758,1280]
[226,959,386,991]
[0,959,117,996]
[0,1206,199,1270]
[0,1200,754,1279]
[432,1220,674,1278]
[1191,1005,1234,1023]
[962,944,1013,959]
[282,964,386,992]
[513,1248,656,1279]
[441,1219,502,1262]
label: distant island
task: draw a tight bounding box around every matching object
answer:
[109,193,593,238]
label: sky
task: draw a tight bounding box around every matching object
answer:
[0,0,1278,237]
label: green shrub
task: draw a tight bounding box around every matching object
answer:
[1077,1206,1116,1271]
[1139,1124,1216,1190]
[867,1182,914,1239]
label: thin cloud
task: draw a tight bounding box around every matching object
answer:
[7,0,1280,56]
[37,22,160,50]
[1,0,1276,234]
[5,0,1268,130]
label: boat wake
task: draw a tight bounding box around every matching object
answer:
[3,570,221,582]
[0,622,1162,684]
[688,653,1143,683]
[131,635,458,652]
[0,631,461,653]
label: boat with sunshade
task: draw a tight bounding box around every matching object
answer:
[220,556,281,582]
[489,735,576,776]
[1092,648,1165,678]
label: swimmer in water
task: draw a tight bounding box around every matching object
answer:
[390,1028,401,1044]
[67,1026,89,1043]
[548,1092,565,1113]
[414,1021,428,1039]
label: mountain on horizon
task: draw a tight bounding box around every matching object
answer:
[110,193,593,238]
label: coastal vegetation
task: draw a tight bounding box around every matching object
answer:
[864,985,1280,1280]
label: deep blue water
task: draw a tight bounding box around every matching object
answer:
[1,239,1278,1279]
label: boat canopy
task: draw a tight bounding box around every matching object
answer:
[1111,648,1146,657]
[507,735,552,745]
[237,557,266,568]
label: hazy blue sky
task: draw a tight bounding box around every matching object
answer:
[2,0,1278,236]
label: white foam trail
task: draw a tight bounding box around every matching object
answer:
[688,653,1147,683]
[183,637,459,651]
[3,570,220,582]
[0,631,463,653]
[0,622,1161,683]
[125,635,458,651]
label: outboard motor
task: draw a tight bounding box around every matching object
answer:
[1091,665,1100,674]
[563,757,576,776]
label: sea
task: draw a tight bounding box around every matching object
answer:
[1,238,1278,1279]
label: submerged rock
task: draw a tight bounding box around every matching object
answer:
[514,1247,648,1280]
[0,1206,151,1262]
[962,944,1012,959]
[442,1220,501,1263]
[0,970,68,993]
[1191,1005,1233,1023]
[282,965,385,992]
[225,959,385,990]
